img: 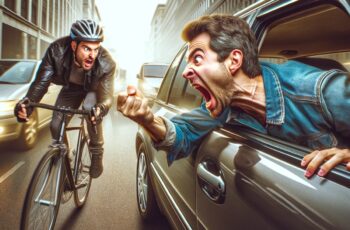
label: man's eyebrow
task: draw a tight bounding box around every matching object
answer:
[187,48,202,61]
[82,45,100,51]
[82,45,91,50]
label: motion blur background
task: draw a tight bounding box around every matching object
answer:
[0,0,255,84]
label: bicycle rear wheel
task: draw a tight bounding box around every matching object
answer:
[74,135,92,207]
[21,148,64,230]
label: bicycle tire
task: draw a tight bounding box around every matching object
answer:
[21,148,64,230]
[74,135,92,207]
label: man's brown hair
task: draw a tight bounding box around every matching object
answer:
[182,14,261,78]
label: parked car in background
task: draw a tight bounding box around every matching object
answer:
[0,60,61,150]
[135,0,350,229]
[137,62,169,101]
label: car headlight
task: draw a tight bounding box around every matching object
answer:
[0,100,17,116]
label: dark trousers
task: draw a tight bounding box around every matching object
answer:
[50,84,104,155]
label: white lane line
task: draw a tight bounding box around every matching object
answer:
[0,161,25,184]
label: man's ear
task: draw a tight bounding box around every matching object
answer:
[227,49,243,75]
[71,41,77,52]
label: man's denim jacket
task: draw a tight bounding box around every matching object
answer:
[155,60,350,165]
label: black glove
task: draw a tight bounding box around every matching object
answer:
[14,97,33,122]
[90,105,103,125]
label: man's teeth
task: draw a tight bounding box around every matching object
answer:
[206,101,211,109]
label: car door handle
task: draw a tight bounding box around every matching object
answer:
[197,161,225,203]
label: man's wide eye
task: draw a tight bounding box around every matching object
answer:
[194,55,203,64]
[84,47,90,52]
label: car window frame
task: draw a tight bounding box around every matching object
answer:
[156,45,188,103]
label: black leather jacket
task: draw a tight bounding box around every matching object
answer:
[26,36,117,116]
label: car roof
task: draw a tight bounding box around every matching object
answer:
[142,62,169,66]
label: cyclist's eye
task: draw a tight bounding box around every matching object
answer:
[84,47,90,52]
[193,55,203,65]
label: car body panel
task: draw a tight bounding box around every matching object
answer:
[196,129,350,229]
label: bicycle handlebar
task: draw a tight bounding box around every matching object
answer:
[27,102,91,115]
[26,102,98,133]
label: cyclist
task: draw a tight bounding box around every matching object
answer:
[14,19,117,178]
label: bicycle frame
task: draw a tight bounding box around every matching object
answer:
[63,114,89,192]
[34,112,88,207]
[21,102,93,230]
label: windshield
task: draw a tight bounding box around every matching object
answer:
[143,64,168,78]
[0,61,36,84]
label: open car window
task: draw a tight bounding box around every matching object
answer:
[258,4,350,72]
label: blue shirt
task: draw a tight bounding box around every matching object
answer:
[155,60,350,165]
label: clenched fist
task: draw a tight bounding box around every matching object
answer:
[116,85,154,125]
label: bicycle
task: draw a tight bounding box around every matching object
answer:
[20,102,98,230]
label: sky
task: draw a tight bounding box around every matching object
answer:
[95,0,167,77]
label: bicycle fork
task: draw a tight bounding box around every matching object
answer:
[34,154,64,207]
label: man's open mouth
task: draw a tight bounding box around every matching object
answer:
[84,59,94,67]
[192,84,216,110]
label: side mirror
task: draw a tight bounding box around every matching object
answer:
[136,73,141,79]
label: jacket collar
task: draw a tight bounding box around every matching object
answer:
[260,62,285,125]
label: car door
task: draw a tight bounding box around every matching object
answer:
[195,1,350,229]
[150,46,203,228]
[196,125,350,230]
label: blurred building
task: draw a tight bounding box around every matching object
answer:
[0,0,100,60]
[149,0,257,63]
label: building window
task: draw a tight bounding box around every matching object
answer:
[55,0,59,36]
[42,0,47,30]
[27,35,37,59]
[21,0,29,19]
[4,0,16,12]
[32,0,38,25]
[49,0,54,33]
[2,24,24,59]
[40,40,50,58]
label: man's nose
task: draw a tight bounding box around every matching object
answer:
[89,52,96,59]
[182,65,195,80]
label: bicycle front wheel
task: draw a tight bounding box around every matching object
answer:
[74,135,92,207]
[21,148,64,230]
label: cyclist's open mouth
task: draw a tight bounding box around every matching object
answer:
[83,59,94,69]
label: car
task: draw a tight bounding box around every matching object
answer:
[0,59,61,150]
[136,62,169,101]
[135,0,350,229]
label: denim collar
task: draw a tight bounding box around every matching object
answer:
[261,63,285,125]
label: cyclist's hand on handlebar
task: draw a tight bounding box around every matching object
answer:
[14,97,33,122]
[116,85,154,125]
[90,105,102,125]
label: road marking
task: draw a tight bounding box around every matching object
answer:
[0,161,25,184]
